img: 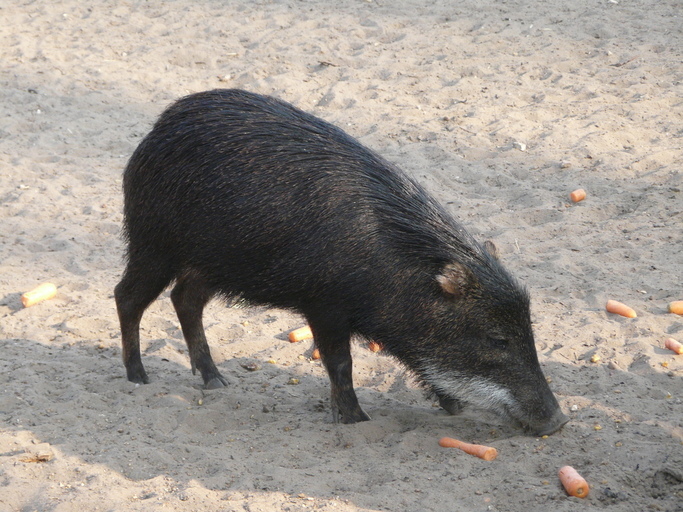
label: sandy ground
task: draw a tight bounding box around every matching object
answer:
[1,0,682,511]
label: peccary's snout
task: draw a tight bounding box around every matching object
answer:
[528,408,569,436]
[519,379,569,437]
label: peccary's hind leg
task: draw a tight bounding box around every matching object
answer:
[115,259,174,384]
[171,272,227,389]
[307,311,370,424]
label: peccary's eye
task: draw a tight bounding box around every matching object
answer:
[488,336,509,350]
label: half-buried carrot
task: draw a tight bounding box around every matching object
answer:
[21,283,57,308]
[665,338,683,355]
[606,299,637,318]
[438,437,498,461]
[288,325,313,343]
[668,301,683,315]
[558,465,590,498]
[569,188,587,203]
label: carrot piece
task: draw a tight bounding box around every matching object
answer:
[665,338,683,355]
[569,188,586,203]
[668,301,683,315]
[606,299,637,318]
[288,325,313,343]
[438,437,498,461]
[311,348,321,360]
[21,283,57,308]
[558,465,590,498]
[368,341,382,352]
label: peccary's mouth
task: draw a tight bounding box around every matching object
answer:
[481,388,569,437]
[425,370,569,436]
[523,409,570,437]
[503,402,569,437]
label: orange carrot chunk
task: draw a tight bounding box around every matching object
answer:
[665,338,683,355]
[668,301,683,315]
[606,299,637,318]
[438,437,498,461]
[21,283,57,308]
[559,465,590,498]
[288,325,313,343]
[311,348,321,360]
[569,189,586,203]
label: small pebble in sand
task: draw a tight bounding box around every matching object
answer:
[241,362,261,372]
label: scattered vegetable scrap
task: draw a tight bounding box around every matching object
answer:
[438,437,498,461]
[569,188,586,203]
[20,451,53,463]
[288,325,313,343]
[664,338,683,355]
[669,301,683,315]
[21,283,57,307]
[558,465,590,498]
[605,299,637,318]
[311,348,321,360]
[19,443,54,463]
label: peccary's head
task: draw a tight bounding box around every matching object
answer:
[416,243,568,436]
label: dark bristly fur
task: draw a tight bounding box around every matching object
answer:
[115,89,567,434]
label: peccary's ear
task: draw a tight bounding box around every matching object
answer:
[437,263,477,299]
[483,240,499,260]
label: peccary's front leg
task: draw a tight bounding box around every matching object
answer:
[307,313,370,424]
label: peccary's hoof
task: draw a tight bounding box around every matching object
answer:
[345,410,371,424]
[126,367,149,385]
[334,408,371,424]
[204,376,228,390]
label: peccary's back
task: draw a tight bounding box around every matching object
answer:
[121,89,498,309]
